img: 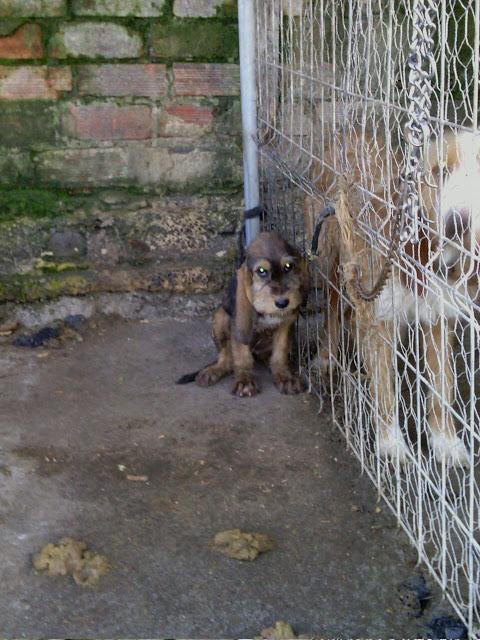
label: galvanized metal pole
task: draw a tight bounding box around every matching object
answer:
[238,0,260,245]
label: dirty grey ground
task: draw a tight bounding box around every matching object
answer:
[0,316,454,638]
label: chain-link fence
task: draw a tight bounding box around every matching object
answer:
[254,0,480,635]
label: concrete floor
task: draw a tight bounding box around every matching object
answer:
[0,316,451,637]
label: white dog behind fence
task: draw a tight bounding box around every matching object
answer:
[303,128,480,467]
[373,129,480,465]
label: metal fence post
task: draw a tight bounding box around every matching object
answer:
[238,0,260,246]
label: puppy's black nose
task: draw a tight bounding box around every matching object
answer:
[275,298,289,309]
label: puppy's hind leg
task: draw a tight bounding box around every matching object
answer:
[195,307,233,387]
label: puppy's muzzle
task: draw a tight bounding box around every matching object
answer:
[275,297,290,309]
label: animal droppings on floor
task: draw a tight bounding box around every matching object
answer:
[211,529,274,561]
[258,621,299,639]
[32,538,109,587]
[258,621,315,639]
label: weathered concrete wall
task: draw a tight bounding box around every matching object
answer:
[0,0,242,313]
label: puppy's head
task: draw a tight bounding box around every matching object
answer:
[234,232,309,344]
[247,231,309,314]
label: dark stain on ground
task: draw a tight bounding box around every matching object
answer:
[12,446,70,478]
[115,417,156,432]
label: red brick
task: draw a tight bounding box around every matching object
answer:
[65,104,152,140]
[166,103,214,125]
[0,66,72,99]
[77,64,167,98]
[160,102,214,137]
[0,24,44,59]
[173,64,239,96]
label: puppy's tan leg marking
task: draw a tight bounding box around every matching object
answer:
[195,307,233,387]
[362,321,408,462]
[270,320,305,394]
[231,337,259,397]
[423,320,468,466]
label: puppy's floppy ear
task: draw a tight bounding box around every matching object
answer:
[233,263,255,344]
[299,257,310,305]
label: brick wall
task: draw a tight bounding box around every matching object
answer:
[0,0,243,312]
[0,0,241,190]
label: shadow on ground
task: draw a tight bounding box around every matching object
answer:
[0,317,452,637]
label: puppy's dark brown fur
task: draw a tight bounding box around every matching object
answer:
[183,231,309,397]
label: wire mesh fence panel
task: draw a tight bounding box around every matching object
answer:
[254,0,480,635]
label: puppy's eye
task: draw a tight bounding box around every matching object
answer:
[257,267,268,277]
[284,262,293,272]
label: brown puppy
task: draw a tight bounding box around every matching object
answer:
[178,231,309,397]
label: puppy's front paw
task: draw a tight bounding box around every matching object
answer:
[195,365,223,387]
[273,371,306,395]
[428,431,469,468]
[377,421,409,465]
[232,375,259,398]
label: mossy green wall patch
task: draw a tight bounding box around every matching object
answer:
[0,19,24,36]
[0,153,33,186]
[0,102,57,148]
[0,189,66,221]
[214,0,237,19]
[151,20,238,62]
[0,272,89,303]
[0,0,67,18]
